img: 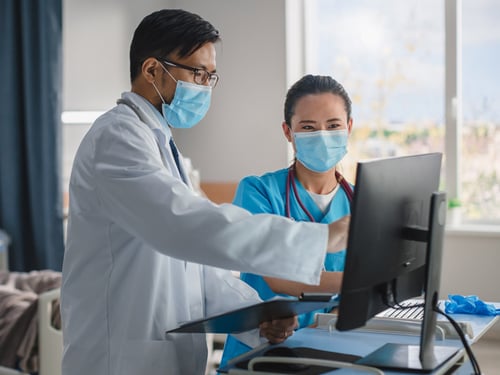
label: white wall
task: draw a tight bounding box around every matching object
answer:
[442,229,500,339]
[63,0,172,111]
[442,229,500,302]
[63,0,499,317]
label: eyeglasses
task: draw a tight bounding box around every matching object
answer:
[159,59,219,88]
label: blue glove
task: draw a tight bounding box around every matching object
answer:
[445,294,500,316]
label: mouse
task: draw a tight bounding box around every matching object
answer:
[253,346,310,372]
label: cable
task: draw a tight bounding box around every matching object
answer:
[433,305,482,375]
[381,282,426,311]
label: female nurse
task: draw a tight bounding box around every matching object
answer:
[219,74,355,368]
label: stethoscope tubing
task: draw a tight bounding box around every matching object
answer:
[285,165,353,221]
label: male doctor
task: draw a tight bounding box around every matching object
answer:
[61,9,350,375]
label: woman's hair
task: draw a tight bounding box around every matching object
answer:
[284,75,352,126]
[129,9,220,82]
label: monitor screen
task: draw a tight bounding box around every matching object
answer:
[336,152,441,331]
[336,152,459,371]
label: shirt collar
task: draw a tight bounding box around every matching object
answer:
[143,98,170,132]
[120,92,172,138]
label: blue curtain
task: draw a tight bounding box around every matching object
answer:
[0,0,64,271]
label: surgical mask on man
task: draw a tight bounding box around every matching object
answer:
[294,129,348,172]
[152,66,212,129]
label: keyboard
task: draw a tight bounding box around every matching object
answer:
[316,299,474,340]
[376,299,428,320]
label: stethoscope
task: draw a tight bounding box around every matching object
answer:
[285,164,354,221]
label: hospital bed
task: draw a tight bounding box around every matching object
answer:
[0,287,62,375]
[0,234,62,375]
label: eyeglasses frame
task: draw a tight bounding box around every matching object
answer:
[158,58,219,88]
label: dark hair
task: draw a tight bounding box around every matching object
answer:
[129,9,220,82]
[284,75,352,126]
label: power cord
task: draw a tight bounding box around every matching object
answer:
[382,297,425,313]
[433,305,482,375]
[388,301,425,310]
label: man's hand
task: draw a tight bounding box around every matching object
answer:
[327,215,350,253]
[259,316,299,344]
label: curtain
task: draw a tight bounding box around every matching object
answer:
[0,0,64,271]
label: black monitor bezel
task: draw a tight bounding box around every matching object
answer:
[336,153,443,331]
[335,153,459,371]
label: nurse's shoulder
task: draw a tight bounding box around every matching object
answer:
[238,168,288,191]
[234,168,289,211]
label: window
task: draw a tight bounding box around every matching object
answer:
[303,0,499,225]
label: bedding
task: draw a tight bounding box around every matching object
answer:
[0,270,61,373]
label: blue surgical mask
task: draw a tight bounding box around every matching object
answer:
[294,129,348,172]
[152,69,212,129]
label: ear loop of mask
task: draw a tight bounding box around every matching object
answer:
[151,61,178,104]
[151,81,166,104]
[288,125,299,164]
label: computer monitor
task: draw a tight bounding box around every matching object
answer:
[336,152,459,371]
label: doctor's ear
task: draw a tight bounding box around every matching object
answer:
[141,58,162,83]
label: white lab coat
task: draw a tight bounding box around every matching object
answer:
[61,92,329,375]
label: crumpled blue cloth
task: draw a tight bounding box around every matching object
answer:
[445,294,500,316]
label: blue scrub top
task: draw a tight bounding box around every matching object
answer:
[220,168,352,368]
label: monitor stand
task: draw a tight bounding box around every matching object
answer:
[357,342,460,372]
[358,192,462,372]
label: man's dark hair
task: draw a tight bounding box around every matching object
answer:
[284,75,352,126]
[129,9,220,82]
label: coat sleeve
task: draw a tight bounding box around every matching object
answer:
[90,117,327,285]
[202,266,261,317]
[202,266,266,348]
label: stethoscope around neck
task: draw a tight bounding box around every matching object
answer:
[285,163,353,222]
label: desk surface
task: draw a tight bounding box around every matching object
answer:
[221,305,499,375]
[259,328,466,374]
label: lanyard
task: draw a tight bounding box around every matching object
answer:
[285,166,353,221]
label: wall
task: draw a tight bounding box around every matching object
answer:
[442,229,500,302]
[442,229,500,339]
[63,0,171,111]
